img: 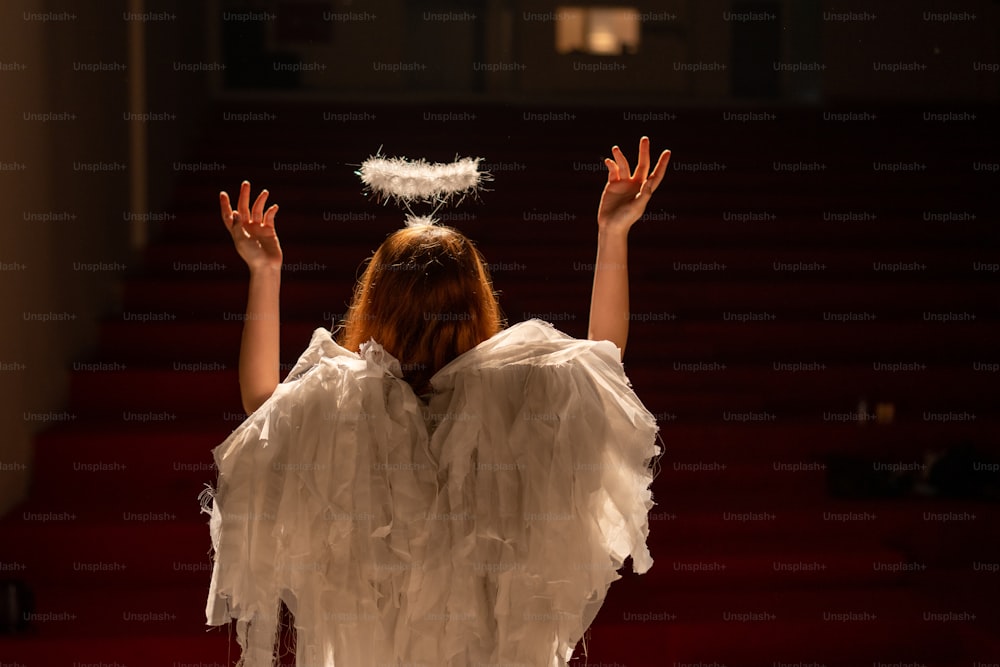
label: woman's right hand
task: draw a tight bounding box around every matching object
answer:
[220,181,282,272]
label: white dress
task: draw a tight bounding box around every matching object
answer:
[202,318,661,666]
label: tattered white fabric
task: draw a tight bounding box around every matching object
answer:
[357,155,485,205]
[202,319,660,667]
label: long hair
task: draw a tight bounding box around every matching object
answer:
[336,224,504,393]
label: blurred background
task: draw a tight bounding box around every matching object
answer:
[1,0,998,665]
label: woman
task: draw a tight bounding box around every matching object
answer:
[204,138,670,666]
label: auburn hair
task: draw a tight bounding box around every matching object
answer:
[336,224,504,393]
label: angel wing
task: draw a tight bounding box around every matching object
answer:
[202,319,660,667]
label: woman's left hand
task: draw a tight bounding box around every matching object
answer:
[597,136,671,233]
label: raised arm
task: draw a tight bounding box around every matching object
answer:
[219,181,283,414]
[588,137,670,359]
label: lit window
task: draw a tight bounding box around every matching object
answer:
[556,6,640,55]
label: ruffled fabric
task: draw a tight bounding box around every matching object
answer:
[203,319,661,666]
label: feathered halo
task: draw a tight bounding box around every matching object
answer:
[356,153,490,227]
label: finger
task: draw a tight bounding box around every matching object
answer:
[252,188,270,223]
[219,191,234,227]
[263,204,279,228]
[612,146,631,178]
[640,150,671,197]
[635,136,651,182]
[604,157,620,182]
[237,180,251,221]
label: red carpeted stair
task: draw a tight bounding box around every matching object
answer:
[2,103,998,666]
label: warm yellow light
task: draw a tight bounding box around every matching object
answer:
[556,6,640,55]
[588,30,619,54]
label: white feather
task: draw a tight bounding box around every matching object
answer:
[403,214,438,228]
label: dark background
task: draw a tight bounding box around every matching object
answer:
[1,1,998,665]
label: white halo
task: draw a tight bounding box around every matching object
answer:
[357,155,487,205]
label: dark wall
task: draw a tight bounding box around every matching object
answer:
[0,0,212,514]
[213,0,999,102]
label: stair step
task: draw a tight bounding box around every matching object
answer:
[88,319,1000,364]
[118,276,997,316]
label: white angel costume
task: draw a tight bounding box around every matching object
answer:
[202,318,660,667]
